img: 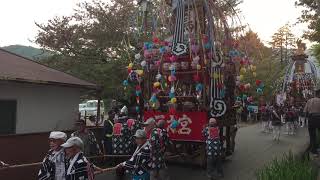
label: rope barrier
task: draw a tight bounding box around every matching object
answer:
[0,154,183,171]
[0,154,131,170]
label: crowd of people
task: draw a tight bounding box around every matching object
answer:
[258,103,305,141]
[1,88,319,180]
[34,103,173,180]
[234,98,306,142]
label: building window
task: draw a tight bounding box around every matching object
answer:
[0,100,16,135]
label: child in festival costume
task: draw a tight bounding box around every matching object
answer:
[203,118,223,179]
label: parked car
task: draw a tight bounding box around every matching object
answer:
[79,103,87,117]
[79,100,105,118]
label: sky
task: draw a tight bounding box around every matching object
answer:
[0,0,309,47]
[239,0,308,45]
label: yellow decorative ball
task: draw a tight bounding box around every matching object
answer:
[196,64,202,70]
[239,74,244,81]
[153,82,161,88]
[136,70,144,76]
[253,72,257,77]
[213,73,219,79]
[252,66,257,71]
[128,63,133,68]
[240,67,247,74]
[171,97,177,104]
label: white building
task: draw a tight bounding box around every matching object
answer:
[0,49,98,134]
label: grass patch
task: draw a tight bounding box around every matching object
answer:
[256,152,318,180]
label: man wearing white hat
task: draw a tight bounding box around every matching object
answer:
[38,131,67,180]
[62,137,94,180]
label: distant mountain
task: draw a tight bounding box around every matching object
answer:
[1,45,51,60]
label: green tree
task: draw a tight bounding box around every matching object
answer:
[311,43,320,66]
[35,0,244,102]
[270,24,296,63]
[35,0,137,100]
[296,0,320,42]
[238,30,271,61]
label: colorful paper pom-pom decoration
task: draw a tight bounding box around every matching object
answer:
[156,73,162,81]
[253,72,257,77]
[153,82,161,88]
[196,83,203,92]
[242,94,247,100]
[193,56,200,62]
[255,80,262,86]
[204,42,211,49]
[240,67,247,74]
[153,37,160,44]
[196,64,202,70]
[140,60,147,67]
[150,94,157,103]
[136,70,144,76]
[169,92,175,99]
[191,45,200,54]
[168,75,177,82]
[171,119,179,129]
[171,97,177,104]
[135,54,141,60]
[251,66,257,71]
[244,83,251,90]
[123,80,129,86]
[257,88,263,94]
[159,47,166,54]
[239,75,244,81]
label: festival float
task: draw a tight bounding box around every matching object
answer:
[281,40,318,105]
[120,0,258,165]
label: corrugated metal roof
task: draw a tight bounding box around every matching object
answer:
[0,48,98,89]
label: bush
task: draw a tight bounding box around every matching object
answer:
[256,152,318,180]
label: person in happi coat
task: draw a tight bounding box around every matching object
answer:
[144,118,170,180]
[285,106,296,135]
[112,105,132,155]
[112,116,131,155]
[71,119,102,157]
[38,131,67,180]
[203,118,223,179]
[103,110,115,155]
[62,137,97,180]
[260,105,269,133]
[126,118,139,154]
[117,129,151,180]
[271,104,282,141]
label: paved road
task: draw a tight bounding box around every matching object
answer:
[96,124,308,180]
